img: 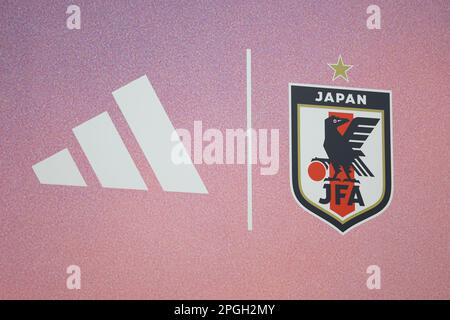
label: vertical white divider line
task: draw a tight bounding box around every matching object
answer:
[246,49,253,231]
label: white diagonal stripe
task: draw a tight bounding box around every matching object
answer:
[112,75,207,194]
[32,148,86,187]
[73,112,147,190]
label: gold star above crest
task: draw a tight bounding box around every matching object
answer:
[328,55,353,82]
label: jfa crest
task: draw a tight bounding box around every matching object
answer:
[290,84,393,233]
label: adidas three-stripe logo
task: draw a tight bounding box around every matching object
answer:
[32,75,208,194]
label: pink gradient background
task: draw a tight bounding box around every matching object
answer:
[0,0,448,299]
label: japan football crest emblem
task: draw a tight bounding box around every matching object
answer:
[290,84,393,233]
